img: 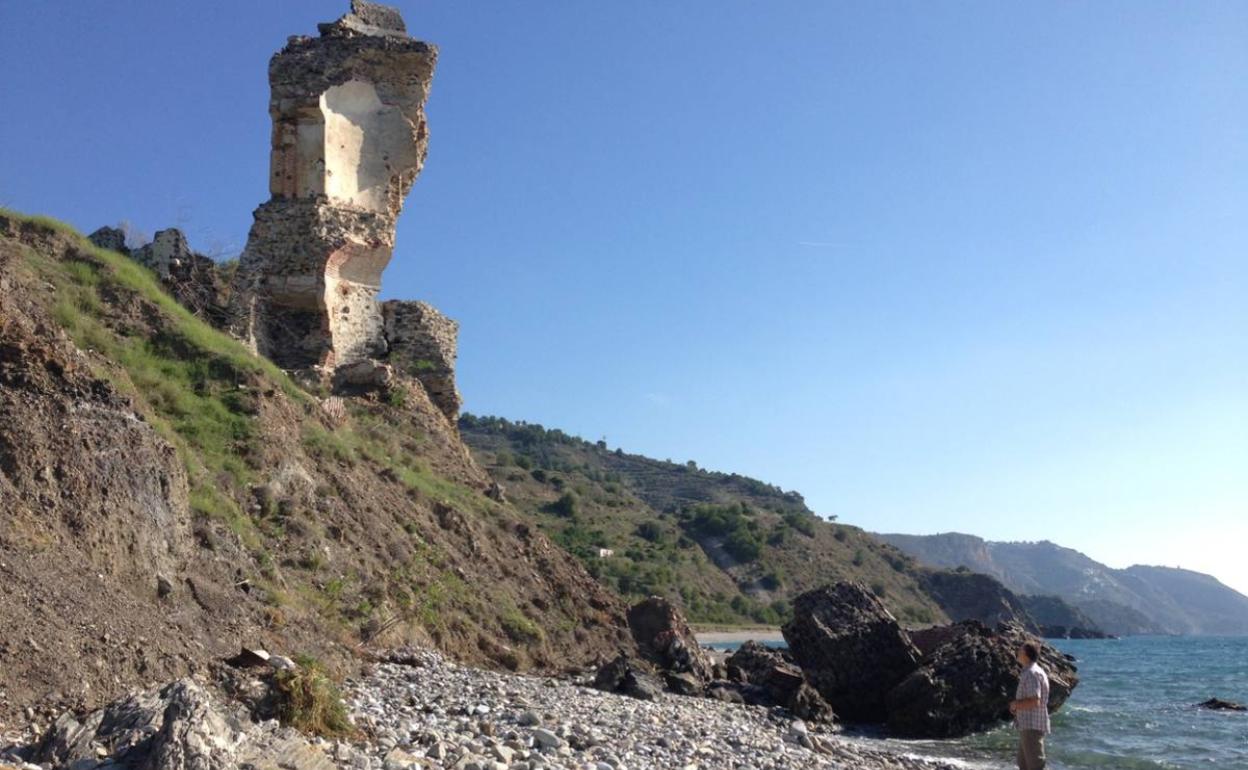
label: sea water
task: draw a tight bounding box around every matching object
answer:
[713,636,1248,768]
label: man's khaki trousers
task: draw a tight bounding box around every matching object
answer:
[1017,729,1046,770]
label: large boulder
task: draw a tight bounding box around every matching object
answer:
[627,597,714,685]
[885,620,1079,738]
[35,679,334,770]
[781,583,921,722]
[591,654,663,701]
[725,641,835,723]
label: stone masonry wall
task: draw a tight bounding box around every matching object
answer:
[382,300,462,420]
[230,0,437,372]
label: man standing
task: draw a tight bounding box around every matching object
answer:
[1009,641,1051,770]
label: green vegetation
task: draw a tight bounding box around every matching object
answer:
[545,491,579,518]
[499,603,545,644]
[4,210,502,644]
[680,502,765,563]
[460,413,948,627]
[8,212,303,531]
[272,657,352,737]
[300,412,489,515]
[18,234,289,551]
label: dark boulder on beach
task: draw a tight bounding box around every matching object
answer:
[591,654,663,700]
[885,620,1079,738]
[1197,698,1246,712]
[627,597,714,688]
[782,582,921,722]
[725,640,835,723]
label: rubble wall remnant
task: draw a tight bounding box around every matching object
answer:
[382,300,461,420]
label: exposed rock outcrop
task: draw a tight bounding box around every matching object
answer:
[781,583,1078,736]
[781,583,921,722]
[724,641,835,723]
[229,1,440,379]
[917,569,1040,633]
[35,679,333,770]
[626,597,714,688]
[885,620,1079,738]
[1018,594,1111,638]
[1196,698,1246,712]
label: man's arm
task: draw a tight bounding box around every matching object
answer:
[1009,695,1042,714]
[1009,670,1042,714]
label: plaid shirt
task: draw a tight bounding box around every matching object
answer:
[1015,662,1051,734]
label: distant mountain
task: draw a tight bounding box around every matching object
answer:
[877,532,1248,636]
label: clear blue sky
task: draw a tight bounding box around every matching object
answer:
[2,2,1245,593]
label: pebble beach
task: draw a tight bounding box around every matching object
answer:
[328,650,960,770]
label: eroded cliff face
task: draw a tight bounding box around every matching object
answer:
[0,3,630,725]
[0,210,633,726]
[231,0,455,416]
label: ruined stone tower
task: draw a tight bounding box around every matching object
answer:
[230,1,461,420]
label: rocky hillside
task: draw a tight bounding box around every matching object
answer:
[0,211,633,724]
[879,532,1248,635]
[459,415,948,627]
[912,568,1108,639]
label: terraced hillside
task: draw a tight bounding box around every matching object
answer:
[460,415,948,627]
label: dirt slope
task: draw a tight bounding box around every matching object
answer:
[0,212,631,724]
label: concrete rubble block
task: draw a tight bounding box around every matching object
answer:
[87,226,128,255]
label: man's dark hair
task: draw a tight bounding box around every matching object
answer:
[1021,642,1040,663]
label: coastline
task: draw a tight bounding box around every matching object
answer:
[694,626,785,645]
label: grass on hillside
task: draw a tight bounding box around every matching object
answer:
[7,215,296,548]
[461,413,946,627]
[3,210,496,613]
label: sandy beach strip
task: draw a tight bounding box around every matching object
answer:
[694,626,786,645]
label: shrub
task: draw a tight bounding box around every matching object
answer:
[273,658,352,737]
[635,521,665,543]
[724,528,762,562]
[767,526,788,546]
[545,491,578,518]
[783,511,816,537]
[500,607,545,644]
